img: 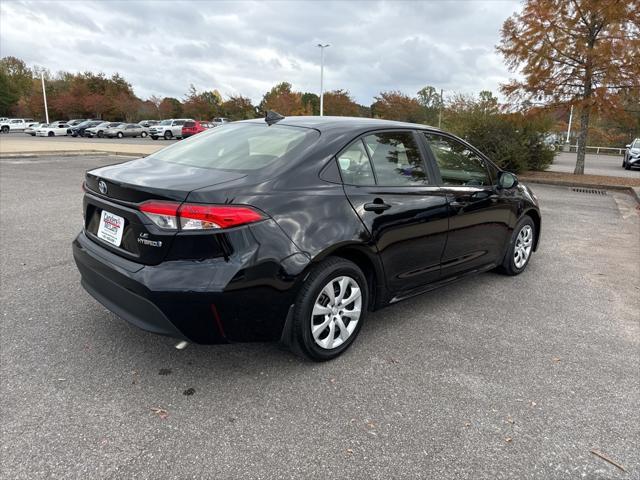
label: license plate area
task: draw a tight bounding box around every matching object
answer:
[97,210,125,247]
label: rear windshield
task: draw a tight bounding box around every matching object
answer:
[150,123,319,171]
[184,121,196,127]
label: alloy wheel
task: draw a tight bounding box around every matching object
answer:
[311,276,362,350]
[514,224,533,269]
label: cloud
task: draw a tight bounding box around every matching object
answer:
[0,0,521,105]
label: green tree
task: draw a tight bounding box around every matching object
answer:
[222,95,257,120]
[259,82,309,116]
[416,86,442,125]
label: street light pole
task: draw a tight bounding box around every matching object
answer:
[41,72,49,124]
[317,43,330,116]
[565,104,574,144]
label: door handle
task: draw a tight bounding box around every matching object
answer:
[364,200,391,213]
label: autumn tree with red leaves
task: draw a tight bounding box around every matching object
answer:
[498,0,640,174]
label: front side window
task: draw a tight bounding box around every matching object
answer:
[363,132,428,186]
[150,123,319,171]
[337,140,375,186]
[423,133,491,186]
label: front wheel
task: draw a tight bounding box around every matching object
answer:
[1,126,9,133]
[499,216,535,276]
[97,131,104,138]
[292,257,368,361]
[141,131,147,138]
[117,132,124,138]
[164,131,173,140]
[47,131,54,137]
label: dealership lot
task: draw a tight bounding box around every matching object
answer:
[1,154,638,479]
[550,151,638,178]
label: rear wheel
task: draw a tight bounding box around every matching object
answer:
[164,131,173,140]
[292,257,368,361]
[625,162,631,170]
[117,132,124,138]
[499,216,535,276]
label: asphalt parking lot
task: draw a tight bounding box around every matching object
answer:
[1,154,639,479]
[550,151,638,178]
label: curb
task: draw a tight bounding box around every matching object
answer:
[520,177,640,204]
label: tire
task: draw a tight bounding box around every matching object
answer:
[141,131,147,138]
[1,126,8,133]
[151,136,158,140]
[164,131,173,140]
[117,132,124,138]
[291,257,368,361]
[48,131,54,137]
[498,216,536,276]
[97,131,104,138]
[625,162,631,170]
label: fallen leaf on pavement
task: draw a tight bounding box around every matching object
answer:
[150,407,169,420]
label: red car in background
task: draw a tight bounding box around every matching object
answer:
[181,120,213,138]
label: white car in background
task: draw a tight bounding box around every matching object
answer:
[25,123,48,136]
[149,119,191,140]
[35,122,69,137]
[0,118,37,133]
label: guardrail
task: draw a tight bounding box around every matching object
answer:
[562,145,625,156]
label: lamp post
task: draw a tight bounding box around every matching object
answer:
[41,72,49,124]
[317,43,330,116]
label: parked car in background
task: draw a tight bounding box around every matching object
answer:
[181,120,212,138]
[67,119,87,127]
[85,122,122,138]
[73,115,541,361]
[68,120,103,137]
[138,120,159,128]
[149,119,190,140]
[623,138,640,170]
[104,123,147,138]
[25,123,48,136]
[0,118,37,133]
[35,122,69,137]
[211,117,229,126]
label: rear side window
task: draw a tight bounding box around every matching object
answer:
[150,123,319,171]
[337,140,375,186]
[423,133,491,186]
[363,132,428,186]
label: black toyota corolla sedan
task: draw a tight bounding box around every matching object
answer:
[73,114,541,361]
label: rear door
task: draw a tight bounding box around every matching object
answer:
[420,132,512,276]
[339,130,449,293]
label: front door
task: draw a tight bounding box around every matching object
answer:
[421,132,512,277]
[338,130,449,293]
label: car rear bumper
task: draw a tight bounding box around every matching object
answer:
[72,223,310,344]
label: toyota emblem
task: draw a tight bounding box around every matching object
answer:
[98,180,108,195]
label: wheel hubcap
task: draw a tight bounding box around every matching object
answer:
[514,224,533,269]
[311,276,362,350]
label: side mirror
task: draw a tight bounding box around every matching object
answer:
[626,144,631,149]
[498,171,518,189]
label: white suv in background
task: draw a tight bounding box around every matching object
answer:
[149,119,192,140]
[0,118,37,133]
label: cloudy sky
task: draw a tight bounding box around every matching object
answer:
[0,0,521,104]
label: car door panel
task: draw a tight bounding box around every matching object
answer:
[421,132,513,277]
[339,131,449,293]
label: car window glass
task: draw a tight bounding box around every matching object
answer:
[423,133,491,186]
[337,140,375,186]
[362,132,428,186]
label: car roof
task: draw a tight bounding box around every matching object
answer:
[239,115,441,133]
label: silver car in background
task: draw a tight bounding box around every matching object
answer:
[104,123,148,138]
[85,122,123,138]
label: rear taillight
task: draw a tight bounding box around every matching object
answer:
[139,201,264,230]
